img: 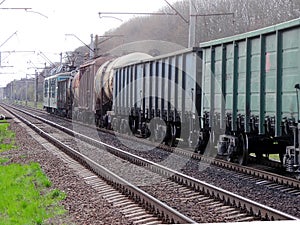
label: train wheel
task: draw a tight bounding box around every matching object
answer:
[164,124,175,146]
[279,153,285,164]
[147,121,155,141]
[189,132,200,150]
[145,126,151,138]
[255,152,263,160]
[170,124,177,147]
[111,118,120,132]
[236,134,248,165]
[120,119,129,134]
[175,125,181,146]
[154,126,164,142]
[129,118,136,134]
[196,130,210,154]
[203,131,217,157]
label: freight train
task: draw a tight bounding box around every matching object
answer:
[43,18,300,177]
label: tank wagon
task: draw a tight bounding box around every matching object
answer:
[72,53,152,126]
[199,18,300,174]
[94,52,152,127]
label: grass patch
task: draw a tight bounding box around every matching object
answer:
[0,158,9,165]
[0,162,66,225]
[0,119,67,224]
[0,121,16,152]
[250,153,281,162]
[269,154,280,161]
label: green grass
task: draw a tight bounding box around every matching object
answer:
[0,121,16,152]
[0,120,67,224]
[0,158,9,165]
[0,163,66,225]
[268,154,280,161]
[250,152,281,160]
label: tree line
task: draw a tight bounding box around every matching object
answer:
[93,0,300,55]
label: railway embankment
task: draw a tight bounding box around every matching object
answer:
[0,107,132,225]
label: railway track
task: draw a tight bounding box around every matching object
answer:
[2,104,194,224]
[2,103,299,223]
[10,104,300,191]
[37,134,179,225]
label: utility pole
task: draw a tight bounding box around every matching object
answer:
[34,70,38,108]
[25,75,28,106]
[99,1,233,48]
[94,35,99,57]
[28,60,43,108]
[188,0,196,47]
[11,80,15,102]
[10,81,13,102]
[90,34,94,59]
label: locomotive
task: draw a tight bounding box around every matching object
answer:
[43,65,76,118]
[43,18,300,177]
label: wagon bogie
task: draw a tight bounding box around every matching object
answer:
[113,48,202,148]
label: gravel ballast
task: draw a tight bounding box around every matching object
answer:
[0,108,131,225]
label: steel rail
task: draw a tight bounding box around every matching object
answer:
[2,104,197,224]
[22,103,299,189]
[4,104,300,221]
[168,148,300,189]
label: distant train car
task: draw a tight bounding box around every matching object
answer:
[199,18,300,173]
[72,53,152,125]
[43,71,74,117]
[112,48,202,146]
[72,56,113,122]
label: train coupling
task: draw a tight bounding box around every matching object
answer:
[283,146,300,174]
[283,121,300,176]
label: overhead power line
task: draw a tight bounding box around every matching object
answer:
[0,7,32,10]
[0,31,17,48]
[0,0,6,6]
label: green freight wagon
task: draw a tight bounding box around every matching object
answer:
[199,18,300,175]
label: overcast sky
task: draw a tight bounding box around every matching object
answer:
[0,0,179,87]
